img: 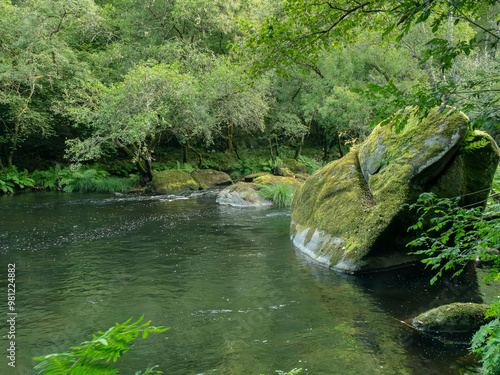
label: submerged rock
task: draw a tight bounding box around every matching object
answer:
[290,107,500,273]
[412,302,489,338]
[152,170,200,194]
[191,169,232,188]
[216,182,272,208]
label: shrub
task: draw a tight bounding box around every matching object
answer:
[59,167,139,193]
[0,167,35,193]
[297,155,324,174]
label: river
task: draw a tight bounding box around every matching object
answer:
[0,192,488,374]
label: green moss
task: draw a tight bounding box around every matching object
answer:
[413,303,488,334]
[190,169,232,187]
[290,107,473,272]
[254,174,302,188]
[152,170,199,194]
[283,158,308,174]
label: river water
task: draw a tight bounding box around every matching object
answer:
[0,192,490,374]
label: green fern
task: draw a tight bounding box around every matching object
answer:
[0,167,35,193]
[461,129,491,153]
[33,316,168,375]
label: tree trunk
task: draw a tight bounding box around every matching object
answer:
[227,123,234,153]
[269,138,275,160]
[337,131,344,158]
[183,144,189,163]
[294,134,305,160]
[144,157,154,182]
[187,143,203,167]
[114,139,149,178]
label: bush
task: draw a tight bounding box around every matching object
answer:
[59,167,139,193]
[297,155,324,174]
[0,167,35,193]
[257,182,296,207]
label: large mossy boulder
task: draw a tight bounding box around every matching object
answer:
[190,169,232,188]
[216,182,273,208]
[290,107,500,273]
[412,303,488,338]
[151,170,200,194]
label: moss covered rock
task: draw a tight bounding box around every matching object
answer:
[275,165,295,178]
[190,169,232,188]
[412,303,488,336]
[151,170,200,194]
[244,172,272,182]
[290,107,500,273]
[253,174,303,189]
[283,158,308,174]
[216,182,273,208]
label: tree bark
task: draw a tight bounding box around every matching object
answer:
[183,144,189,163]
[337,131,344,158]
[294,134,305,160]
[227,123,234,153]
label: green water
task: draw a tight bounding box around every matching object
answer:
[0,192,485,374]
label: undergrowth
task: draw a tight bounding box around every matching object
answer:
[257,182,296,207]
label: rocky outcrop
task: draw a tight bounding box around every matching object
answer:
[190,169,232,188]
[151,170,200,194]
[216,182,273,208]
[412,302,489,340]
[290,107,500,273]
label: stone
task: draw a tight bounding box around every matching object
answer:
[216,182,273,208]
[282,158,308,174]
[275,165,295,178]
[290,107,500,273]
[190,169,232,188]
[253,174,303,189]
[412,302,489,336]
[244,172,272,182]
[151,170,199,194]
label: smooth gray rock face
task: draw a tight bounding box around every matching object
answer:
[290,107,500,273]
[216,182,272,208]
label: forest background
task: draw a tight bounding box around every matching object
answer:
[2,0,498,193]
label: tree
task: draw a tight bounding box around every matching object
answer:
[63,62,214,181]
[203,57,271,157]
[237,0,500,129]
[0,0,101,168]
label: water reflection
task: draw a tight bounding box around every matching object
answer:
[0,193,483,374]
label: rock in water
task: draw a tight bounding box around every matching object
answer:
[190,169,232,188]
[152,170,199,194]
[216,182,273,208]
[412,303,489,339]
[290,107,500,273]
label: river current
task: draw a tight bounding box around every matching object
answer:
[0,192,490,374]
